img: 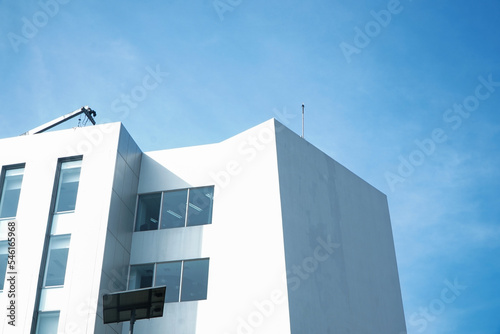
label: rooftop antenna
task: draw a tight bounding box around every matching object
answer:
[21,106,97,136]
[301,104,305,138]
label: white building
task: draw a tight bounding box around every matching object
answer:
[0,119,406,333]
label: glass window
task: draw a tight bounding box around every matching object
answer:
[44,235,71,287]
[129,259,210,302]
[0,167,24,219]
[155,261,182,302]
[54,160,82,213]
[128,264,154,289]
[161,189,188,229]
[187,187,214,227]
[0,241,7,291]
[135,186,214,232]
[36,311,60,334]
[135,193,161,231]
[181,259,210,302]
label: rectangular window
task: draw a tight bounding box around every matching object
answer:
[129,259,210,303]
[135,193,161,231]
[54,160,82,213]
[44,235,71,287]
[128,263,154,290]
[155,261,182,302]
[135,186,214,231]
[35,311,60,334]
[180,258,210,301]
[161,189,188,229]
[187,187,214,227]
[0,166,25,219]
[0,241,7,291]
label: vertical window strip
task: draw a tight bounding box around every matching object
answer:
[31,156,82,334]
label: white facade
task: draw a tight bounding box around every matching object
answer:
[0,119,406,334]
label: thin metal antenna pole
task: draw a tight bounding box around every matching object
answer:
[301,104,305,138]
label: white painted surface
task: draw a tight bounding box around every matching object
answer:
[275,119,406,333]
[128,119,291,334]
[0,119,405,334]
[0,123,123,333]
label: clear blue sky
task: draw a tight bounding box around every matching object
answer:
[1,1,499,333]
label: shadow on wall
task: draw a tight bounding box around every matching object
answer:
[138,154,193,192]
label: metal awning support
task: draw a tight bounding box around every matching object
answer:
[21,106,96,136]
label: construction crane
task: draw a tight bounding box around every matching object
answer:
[21,106,97,136]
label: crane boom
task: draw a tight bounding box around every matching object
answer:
[21,106,96,136]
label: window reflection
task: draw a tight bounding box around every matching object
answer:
[129,259,210,303]
[181,259,210,302]
[128,264,154,289]
[0,167,24,219]
[135,193,161,231]
[135,186,214,231]
[187,187,213,227]
[35,311,60,334]
[161,189,188,229]
[54,161,81,213]
[155,261,182,302]
[44,235,71,287]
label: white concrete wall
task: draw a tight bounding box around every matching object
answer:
[127,119,291,334]
[274,120,406,334]
[0,118,405,334]
[0,123,123,334]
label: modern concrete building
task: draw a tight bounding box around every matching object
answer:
[0,118,406,334]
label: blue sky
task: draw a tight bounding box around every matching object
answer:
[1,0,499,333]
